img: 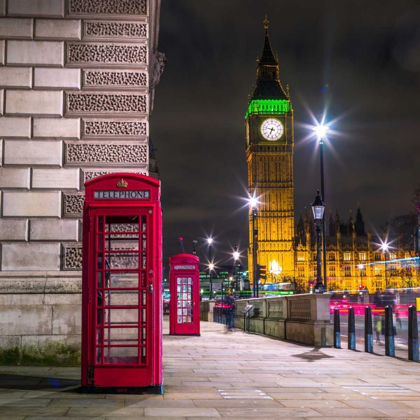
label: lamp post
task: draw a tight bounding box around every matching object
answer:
[207,237,214,299]
[314,125,329,291]
[358,264,364,289]
[233,246,240,298]
[381,242,389,289]
[248,194,258,297]
[311,191,326,293]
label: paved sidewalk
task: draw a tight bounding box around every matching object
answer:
[1,319,420,419]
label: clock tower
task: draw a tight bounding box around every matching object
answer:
[246,16,295,284]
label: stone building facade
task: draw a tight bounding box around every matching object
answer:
[0,0,163,364]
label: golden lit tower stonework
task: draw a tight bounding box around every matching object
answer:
[246,17,295,283]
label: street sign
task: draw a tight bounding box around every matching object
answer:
[212,283,222,291]
[241,305,253,314]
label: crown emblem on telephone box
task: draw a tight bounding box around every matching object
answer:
[117,179,128,188]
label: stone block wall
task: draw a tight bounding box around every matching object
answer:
[0,0,162,364]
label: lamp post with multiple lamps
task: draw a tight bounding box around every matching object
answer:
[313,124,329,290]
[311,191,326,293]
[248,194,258,297]
[207,238,214,299]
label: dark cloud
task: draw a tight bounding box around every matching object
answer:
[151,0,420,267]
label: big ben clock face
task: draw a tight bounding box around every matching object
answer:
[260,118,284,141]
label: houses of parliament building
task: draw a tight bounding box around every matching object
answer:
[246,17,419,293]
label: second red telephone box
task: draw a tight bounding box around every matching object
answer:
[169,254,200,336]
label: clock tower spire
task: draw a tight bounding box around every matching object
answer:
[246,16,295,285]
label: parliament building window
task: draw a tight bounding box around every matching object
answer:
[374,253,381,261]
[359,252,366,261]
[328,253,335,261]
[297,253,305,262]
[344,252,351,261]
[344,266,351,277]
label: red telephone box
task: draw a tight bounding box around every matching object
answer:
[169,254,200,336]
[81,174,163,394]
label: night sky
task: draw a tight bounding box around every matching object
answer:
[151,1,420,269]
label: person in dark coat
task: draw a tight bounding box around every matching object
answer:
[225,293,235,331]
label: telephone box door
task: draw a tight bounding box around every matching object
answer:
[88,208,154,387]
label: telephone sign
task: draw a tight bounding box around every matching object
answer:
[81,174,163,394]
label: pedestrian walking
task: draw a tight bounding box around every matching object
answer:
[225,293,235,331]
[373,290,383,344]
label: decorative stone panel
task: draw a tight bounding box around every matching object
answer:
[66,43,147,67]
[83,21,147,41]
[83,70,147,89]
[289,299,311,320]
[83,119,147,138]
[65,142,148,165]
[66,92,147,116]
[62,243,82,270]
[68,0,147,16]
[81,169,148,189]
[63,192,84,217]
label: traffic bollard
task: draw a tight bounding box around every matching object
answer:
[348,307,356,350]
[364,306,373,353]
[334,308,341,348]
[408,305,419,362]
[385,305,395,357]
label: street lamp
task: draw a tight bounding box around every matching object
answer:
[358,264,364,289]
[233,245,240,298]
[207,237,214,299]
[313,123,329,290]
[380,241,389,289]
[311,191,326,293]
[247,193,259,297]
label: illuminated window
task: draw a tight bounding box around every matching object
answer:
[345,266,351,277]
[328,253,335,261]
[329,266,336,277]
[374,253,381,261]
[359,252,366,261]
[297,253,305,262]
[344,252,351,261]
[374,266,382,276]
[298,267,305,278]
[389,252,396,260]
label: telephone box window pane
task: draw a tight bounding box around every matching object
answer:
[141,347,146,364]
[142,254,146,269]
[141,271,146,287]
[141,290,146,306]
[104,290,139,307]
[97,309,103,325]
[98,216,104,232]
[97,235,103,251]
[97,254,104,269]
[97,291,103,307]
[141,308,146,325]
[141,216,147,232]
[142,234,147,250]
[96,329,103,345]
[105,237,139,251]
[104,328,139,345]
[97,272,103,288]
[106,253,139,269]
[105,216,139,233]
[140,327,146,344]
[96,347,102,364]
[103,309,138,326]
[106,271,139,289]
[104,347,138,365]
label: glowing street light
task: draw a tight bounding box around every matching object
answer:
[247,193,259,297]
[313,124,329,141]
[209,263,215,271]
[207,237,214,299]
[380,241,390,288]
[233,251,240,261]
[311,191,326,293]
[207,237,213,245]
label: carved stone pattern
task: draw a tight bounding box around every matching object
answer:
[289,299,311,320]
[84,121,147,136]
[84,71,147,87]
[64,245,83,270]
[67,144,147,163]
[85,22,147,38]
[69,0,147,14]
[68,93,147,113]
[64,193,85,216]
[68,44,147,65]
[84,170,146,182]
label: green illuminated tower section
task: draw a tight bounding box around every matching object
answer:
[246,16,295,283]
